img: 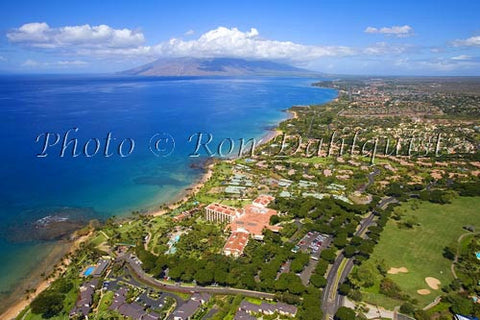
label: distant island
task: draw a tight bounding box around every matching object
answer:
[120,57,321,77]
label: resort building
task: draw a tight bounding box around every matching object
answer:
[229,204,280,240]
[252,194,275,207]
[223,230,250,257]
[208,195,281,257]
[205,203,240,223]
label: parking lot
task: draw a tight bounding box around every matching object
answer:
[292,231,331,259]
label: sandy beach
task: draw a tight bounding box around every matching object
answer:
[149,109,295,217]
[0,232,93,320]
[150,161,216,217]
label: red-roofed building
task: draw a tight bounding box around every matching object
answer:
[207,195,281,257]
[252,195,275,207]
[229,204,280,240]
[205,203,239,223]
[223,231,249,258]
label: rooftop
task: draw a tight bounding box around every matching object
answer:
[206,203,238,216]
[223,231,249,256]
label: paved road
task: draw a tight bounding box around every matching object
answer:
[357,168,381,193]
[321,168,396,319]
[121,254,276,299]
[321,211,376,319]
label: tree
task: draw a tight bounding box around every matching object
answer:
[194,268,213,286]
[338,283,351,295]
[321,248,337,263]
[298,288,323,320]
[447,293,474,315]
[400,302,415,315]
[291,253,310,273]
[275,273,305,294]
[334,306,356,320]
[333,232,348,248]
[30,291,64,318]
[310,274,327,288]
[343,245,357,258]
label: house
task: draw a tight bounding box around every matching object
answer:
[238,300,297,318]
[109,287,127,310]
[172,299,201,320]
[171,291,210,320]
[92,258,110,277]
[118,303,145,320]
[109,287,159,320]
[234,309,256,320]
[69,279,98,318]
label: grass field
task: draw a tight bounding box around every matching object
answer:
[361,197,480,308]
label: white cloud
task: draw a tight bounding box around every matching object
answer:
[10,24,429,64]
[363,42,411,55]
[56,60,88,65]
[451,55,472,61]
[21,58,88,68]
[7,22,145,49]
[22,59,40,67]
[0,55,6,62]
[184,29,195,36]
[152,26,355,61]
[452,35,480,47]
[394,57,479,72]
[364,25,414,37]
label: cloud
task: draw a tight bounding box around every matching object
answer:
[7,22,145,49]
[21,58,88,68]
[364,25,414,37]
[56,60,88,65]
[394,57,479,72]
[184,29,195,36]
[0,55,6,62]
[451,54,472,61]
[22,59,40,67]
[452,35,480,47]
[363,42,412,55]
[152,26,355,61]
[9,24,426,64]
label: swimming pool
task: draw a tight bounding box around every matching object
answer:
[83,266,95,276]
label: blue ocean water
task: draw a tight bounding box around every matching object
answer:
[0,75,336,298]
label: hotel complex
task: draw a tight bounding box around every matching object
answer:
[205,195,281,257]
[205,203,240,223]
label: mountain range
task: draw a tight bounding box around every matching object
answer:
[120,57,320,77]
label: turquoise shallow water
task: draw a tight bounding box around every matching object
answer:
[0,75,336,299]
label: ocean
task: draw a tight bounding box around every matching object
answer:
[0,75,336,304]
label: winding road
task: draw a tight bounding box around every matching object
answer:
[120,254,276,299]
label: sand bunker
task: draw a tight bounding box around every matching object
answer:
[387,267,409,274]
[425,277,441,290]
[417,289,431,295]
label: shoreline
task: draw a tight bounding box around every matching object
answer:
[0,231,93,320]
[147,108,297,217]
[2,85,331,319]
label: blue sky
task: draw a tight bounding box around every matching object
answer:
[1,0,479,75]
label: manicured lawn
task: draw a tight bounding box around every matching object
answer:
[98,290,114,313]
[361,197,480,307]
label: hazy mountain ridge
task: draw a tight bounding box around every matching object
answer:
[120,57,320,76]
